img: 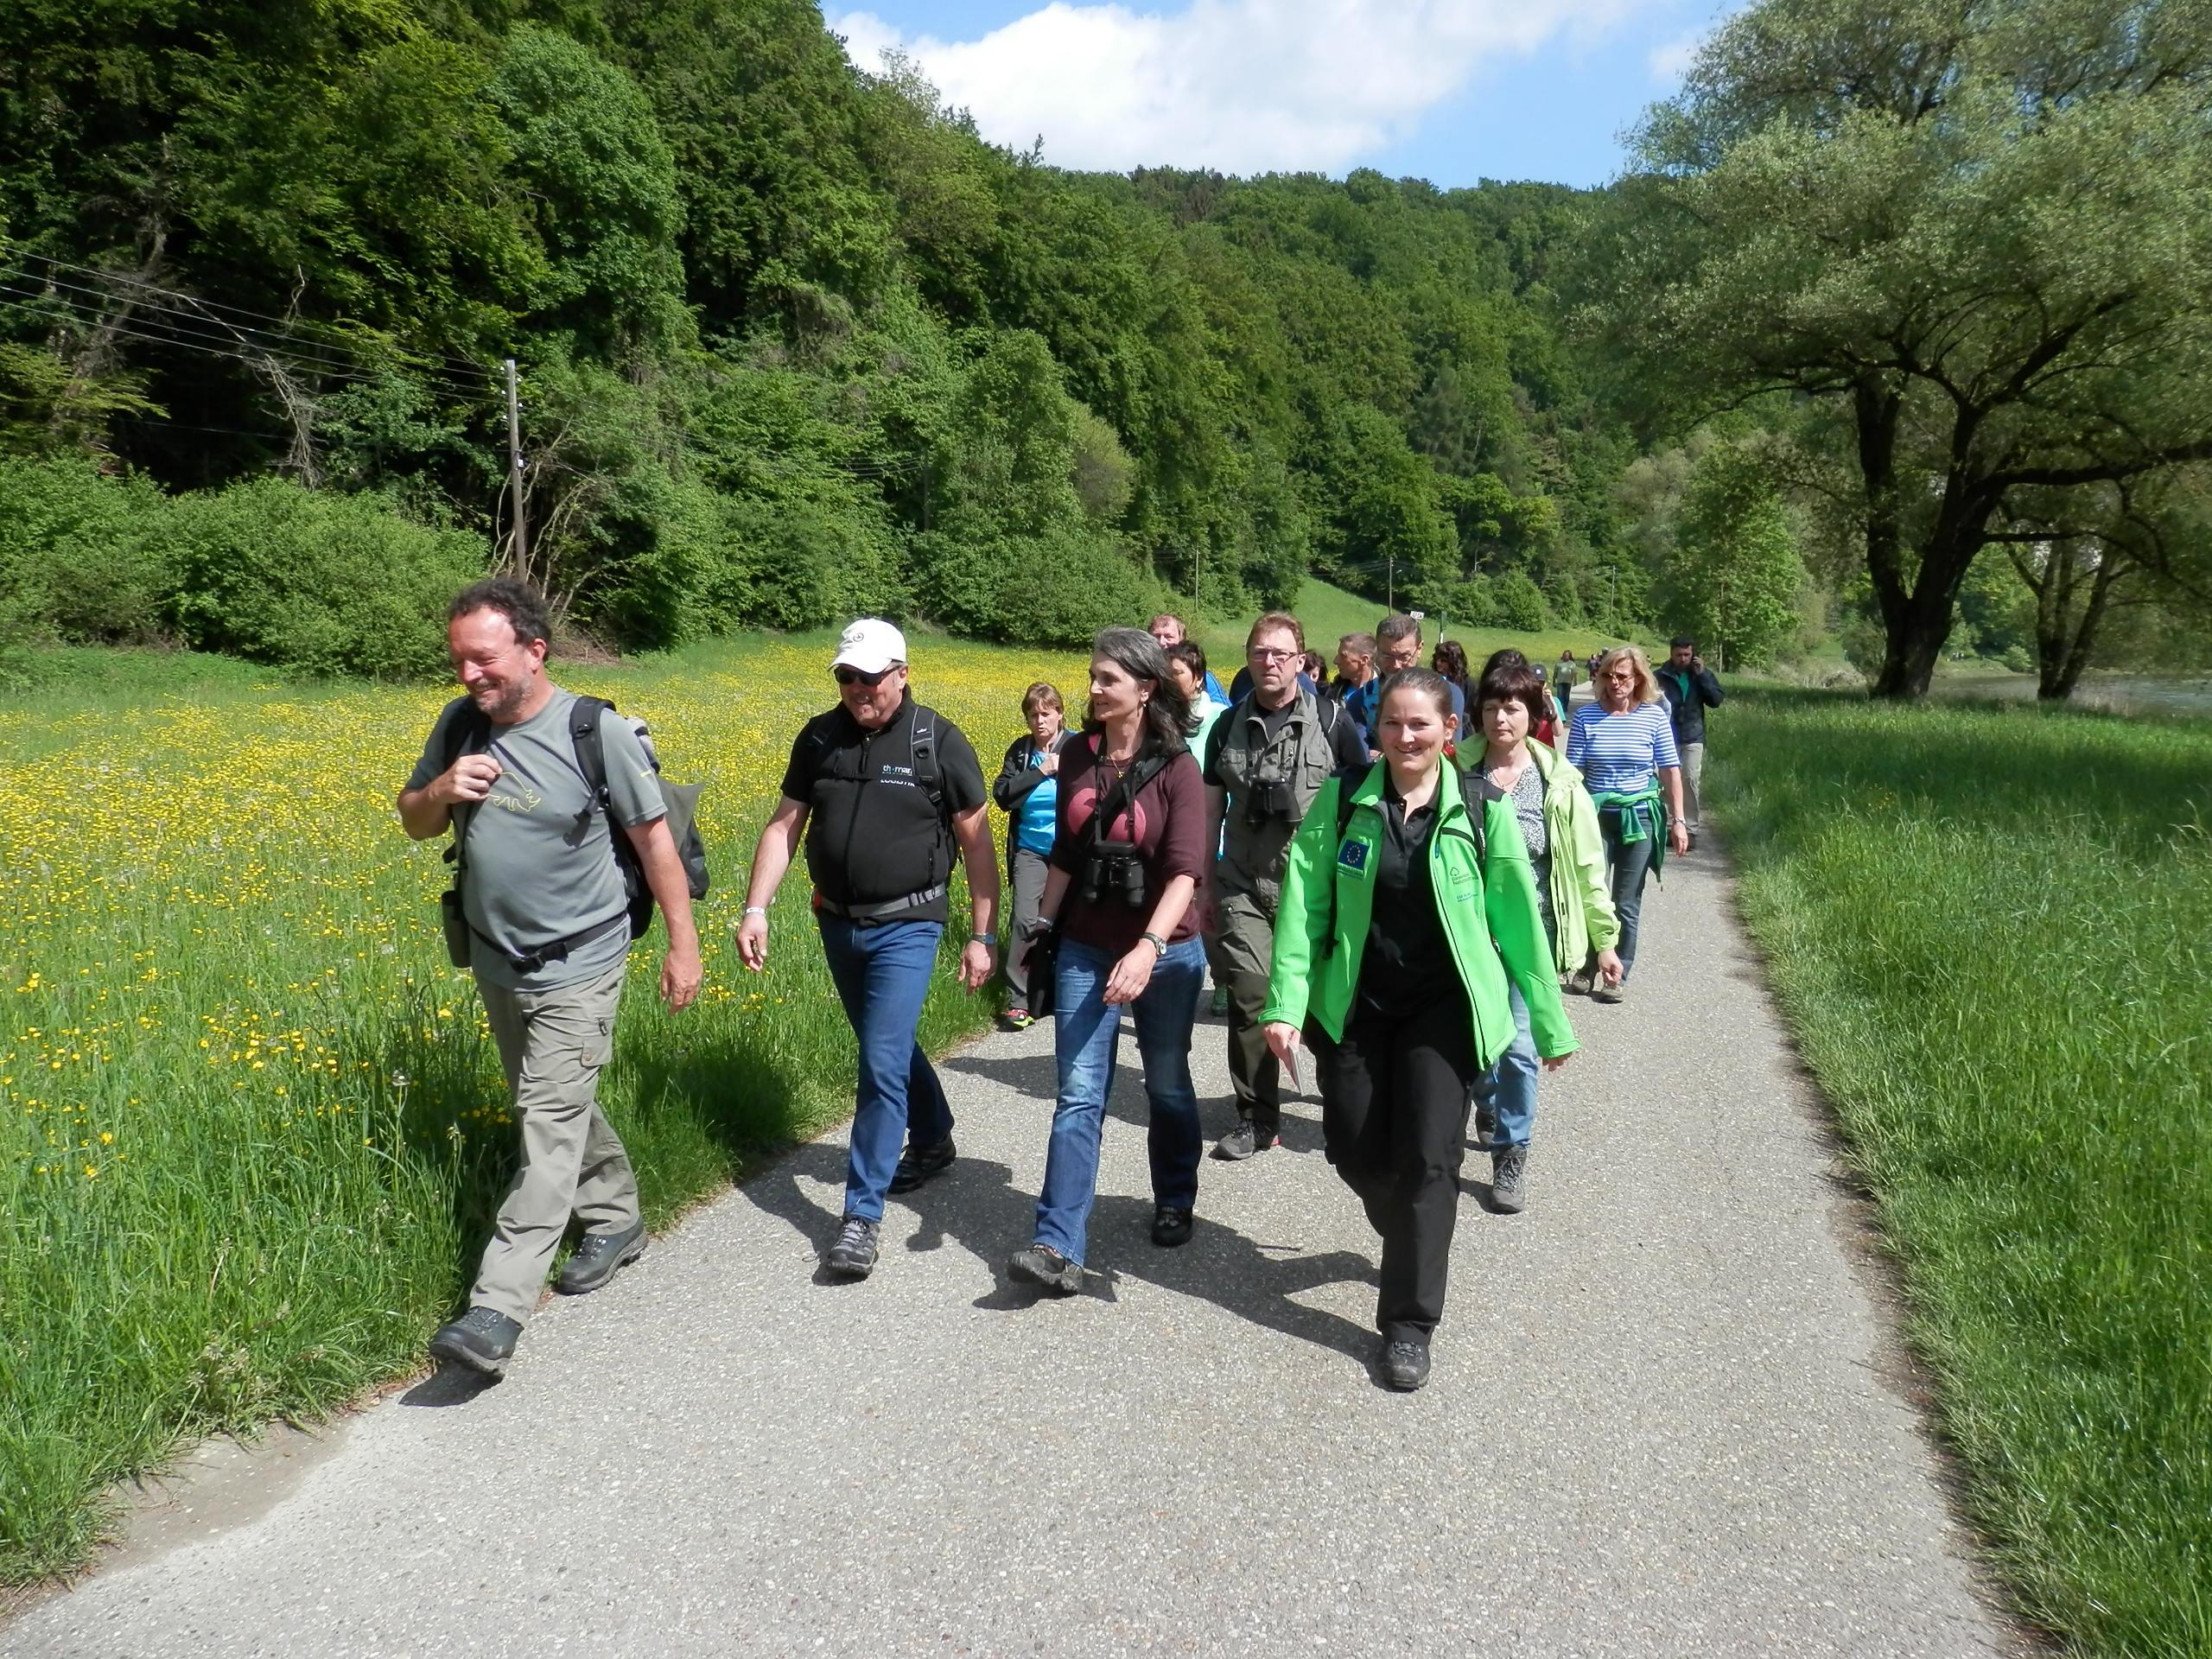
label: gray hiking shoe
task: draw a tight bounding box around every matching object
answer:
[1007,1243,1084,1295]
[1491,1146,1529,1214]
[1211,1118,1279,1160]
[1590,977,1626,1004]
[1379,1339,1432,1392]
[556,1219,647,1294]
[825,1216,880,1279]
[428,1306,521,1375]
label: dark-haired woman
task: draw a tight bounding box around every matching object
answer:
[1262,669,1574,1390]
[1430,640,1472,741]
[991,683,1071,1031]
[1471,658,1621,1211]
[1008,627,1209,1294]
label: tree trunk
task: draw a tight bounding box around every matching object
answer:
[2035,542,2126,701]
[1869,584,1955,697]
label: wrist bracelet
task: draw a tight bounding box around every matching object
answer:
[742,906,767,918]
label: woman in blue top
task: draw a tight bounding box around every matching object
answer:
[992,683,1071,1029]
[1564,646,1687,1004]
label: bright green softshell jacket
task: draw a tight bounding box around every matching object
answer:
[1262,762,1577,1068]
[1527,741,1622,975]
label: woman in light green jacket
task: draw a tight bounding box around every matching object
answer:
[1468,656,1621,1213]
[1262,670,1574,1391]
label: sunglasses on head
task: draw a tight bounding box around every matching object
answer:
[835,664,897,688]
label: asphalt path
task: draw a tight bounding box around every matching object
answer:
[11,840,2023,1656]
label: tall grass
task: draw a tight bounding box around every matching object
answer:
[1713,689,2212,1658]
[0,634,1085,1581]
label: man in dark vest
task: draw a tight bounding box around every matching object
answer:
[736,620,999,1279]
[1203,612,1369,1160]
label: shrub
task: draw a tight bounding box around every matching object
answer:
[0,455,172,645]
[1492,569,1549,632]
[161,479,486,678]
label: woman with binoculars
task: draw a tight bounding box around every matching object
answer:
[1007,627,1211,1294]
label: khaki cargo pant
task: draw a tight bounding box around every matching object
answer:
[472,957,639,1325]
[1680,741,1706,833]
[1208,888,1282,1126]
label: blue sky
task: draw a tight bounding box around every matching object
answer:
[830,0,1728,189]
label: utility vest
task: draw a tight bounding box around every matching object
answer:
[1213,688,1344,907]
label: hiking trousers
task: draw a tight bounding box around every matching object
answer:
[473,957,640,1325]
[1680,741,1706,834]
[1208,887,1281,1127]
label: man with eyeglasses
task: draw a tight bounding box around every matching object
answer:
[1348,614,1463,759]
[1203,612,1368,1160]
[736,619,999,1279]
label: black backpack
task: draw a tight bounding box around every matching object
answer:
[442,695,710,943]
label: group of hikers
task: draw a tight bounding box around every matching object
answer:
[403,577,1721,1394]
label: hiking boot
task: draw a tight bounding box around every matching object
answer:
[825,1216,880,1279]
[1564,967,1594,995]
[1210,985,1230,1017]
[1379,1339,1432,1392]
[1151,1205,1193,1248]
[1007,1243,1083,1295]
[556,1219,647,1294]
[1211,1119,1279,1160]
[1491,1147,1529,1214]
[996,1007,1033,1033]
[889,1136,956,1194]
[1591,978,1625,1005]
[428,1307,520,1376]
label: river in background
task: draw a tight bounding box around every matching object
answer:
[1926,671,2212,719]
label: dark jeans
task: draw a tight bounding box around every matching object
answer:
[1309,987,1478,1346]
[1033,936,1207,1265]
[817,914,954,1224]
[1597,808,1658,982]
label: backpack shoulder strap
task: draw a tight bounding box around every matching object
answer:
[440,696,490,771]
[569,695,613,824]
[910,702,944,813]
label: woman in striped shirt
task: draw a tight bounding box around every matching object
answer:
[1564,646,1688,1003]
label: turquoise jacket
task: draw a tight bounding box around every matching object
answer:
[1262,761,1576,1068]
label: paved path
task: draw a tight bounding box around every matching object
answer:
[13,846,2020,1657]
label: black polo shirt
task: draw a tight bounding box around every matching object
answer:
[779,692,987,924]
[1359,779,1455,1014]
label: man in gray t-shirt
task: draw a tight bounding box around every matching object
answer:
[398,578,701,1376]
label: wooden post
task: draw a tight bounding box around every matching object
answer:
[504,358,528,569]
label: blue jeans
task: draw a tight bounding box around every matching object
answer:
[1473,982,1537,1149]
[1598,809,1658,981]
[817,915,954,1224]
[1033,935,1207,1265]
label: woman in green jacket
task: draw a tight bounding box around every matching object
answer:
[1262,670,1575,1392]
[1470,657,1622,1213]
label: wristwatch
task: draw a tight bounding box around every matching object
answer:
[970,931,996,946]
[1140,931,1167,954]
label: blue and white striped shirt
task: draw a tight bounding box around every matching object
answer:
[1566,701,1680,795]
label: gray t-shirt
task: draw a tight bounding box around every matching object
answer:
[409,688,665,990]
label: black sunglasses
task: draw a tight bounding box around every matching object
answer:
[834,664,896,687]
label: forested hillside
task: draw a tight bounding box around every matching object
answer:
[0,0,1627,664]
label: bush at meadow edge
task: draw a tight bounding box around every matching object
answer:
[0,634,1088,1581]
[1712,689,2212,1659]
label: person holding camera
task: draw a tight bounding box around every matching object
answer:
[1007,629,1209,1294]
[1262,670,1575,1391]
[1204,613,1369,1161]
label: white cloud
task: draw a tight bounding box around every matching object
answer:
[830,0,1659,175]
[1646,31,1702,84]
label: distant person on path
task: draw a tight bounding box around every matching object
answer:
[736,620,999,1281]
[992,682,1072,1032]
[1204,613,1368,1161]
[1147,613,1228,703]
[1656,636,1724,849]
[1471,658,1621,1211]
[1565,645,1687,1005]
[1007,628,1209,1294]
[1553,650,1580,708]
[1430,639,1472,741]
[400,577,702,1376]
[1262,669,1574,1390]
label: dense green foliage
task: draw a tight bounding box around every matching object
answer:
[1598,0,2212,696]
[1716,689,2212,1655]
[0,2,1630,657]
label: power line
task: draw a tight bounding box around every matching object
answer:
[8,249,493,379]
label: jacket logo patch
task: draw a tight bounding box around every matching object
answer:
[1337,840,1370,873]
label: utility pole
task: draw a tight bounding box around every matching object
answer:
[504,358,528,569]
[1192,543,1201,623]
[1387,551,1395,613]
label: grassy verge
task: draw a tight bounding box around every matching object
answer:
[0,632,1088,1581]
[1195,575,1618,672]
[1713,688,2212,1658]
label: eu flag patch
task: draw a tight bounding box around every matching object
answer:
[1337,840,1369,873]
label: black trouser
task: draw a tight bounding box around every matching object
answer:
[1308,986,1478,1346]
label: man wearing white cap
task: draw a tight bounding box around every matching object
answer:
[736,620,999,1278]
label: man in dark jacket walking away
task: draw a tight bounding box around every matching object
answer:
[1657,637,1724,849]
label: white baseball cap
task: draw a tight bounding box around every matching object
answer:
[831,618,907,674]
